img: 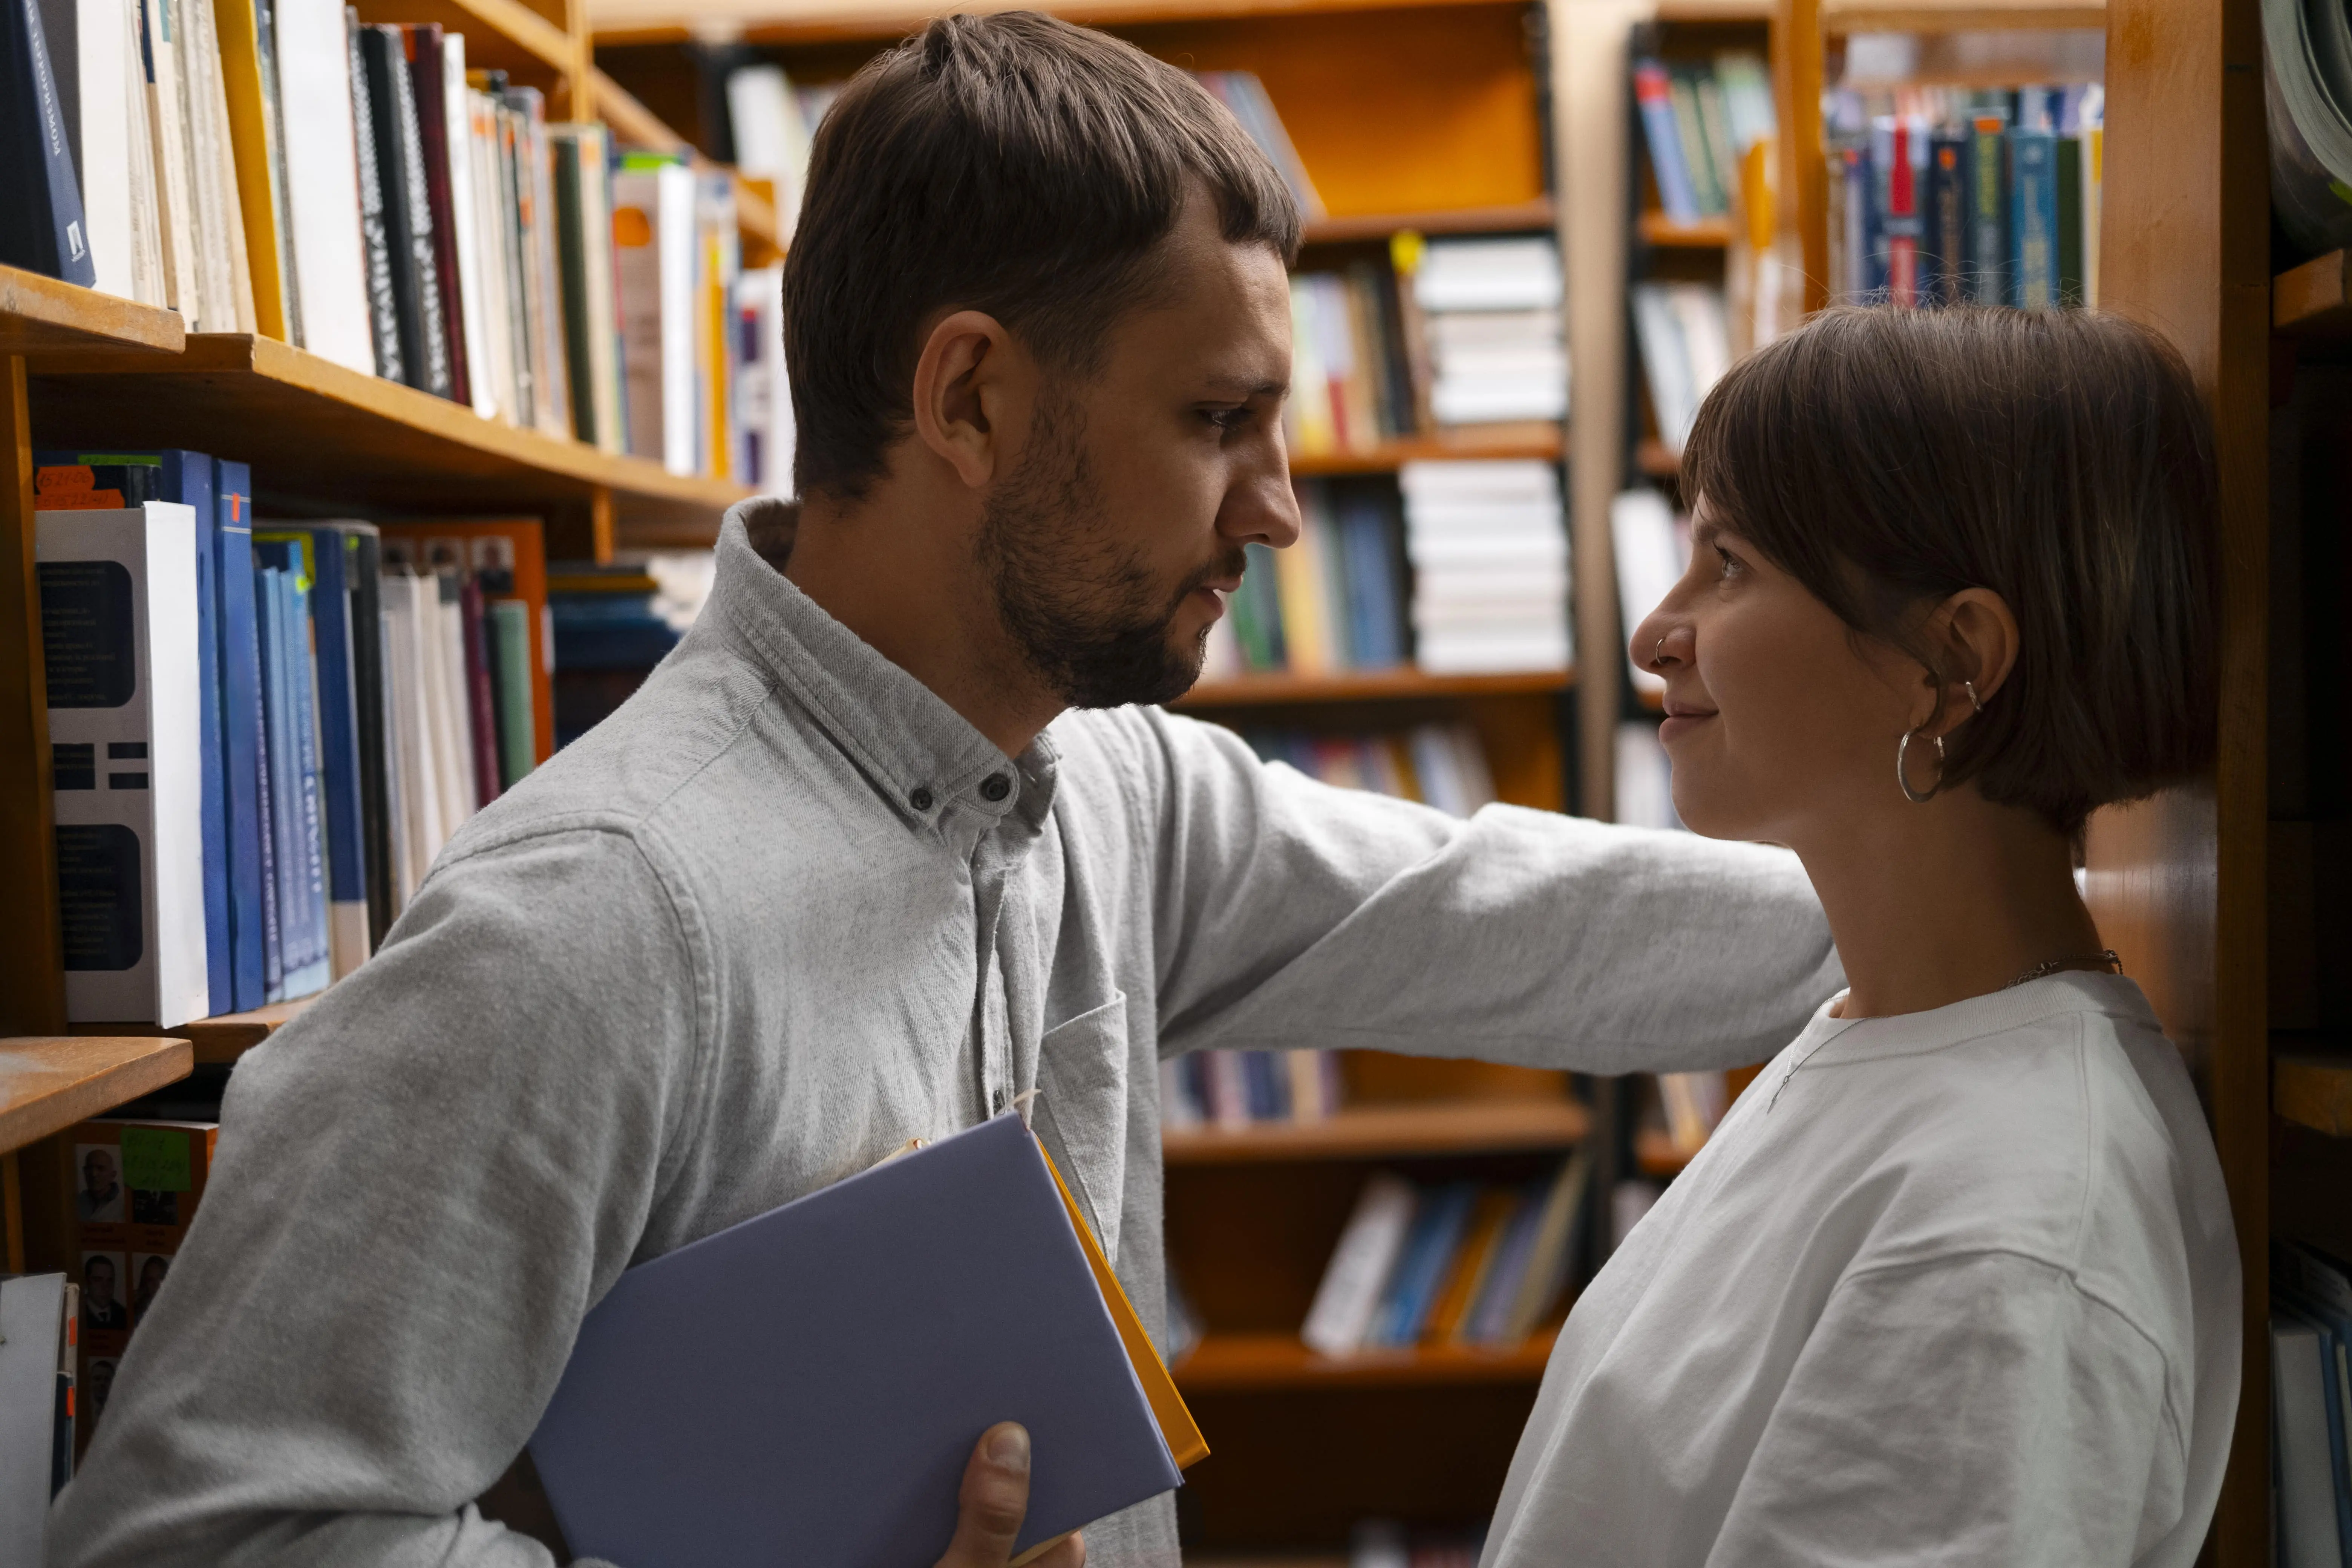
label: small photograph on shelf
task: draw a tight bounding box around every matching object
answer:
[130,1253,173,1321]
[77,1144,126,1223]
[1300,1151,1591,1357]
[81,1253,130,1331]
[1823,58,2105,311]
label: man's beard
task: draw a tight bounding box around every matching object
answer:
[977,394,1245,710]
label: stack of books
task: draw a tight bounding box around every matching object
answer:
[1160,1050,1345,1129]
[2,8,774,485]
[34,459,549,1025]
[1400,461,1571,675]
[1632,52,1778,227]
[1204,479,1409,678]
[1236,724,1498,818]
[1301,1153,1591,1355]
[1410,237,1567,427]
[1824,84,2105,310]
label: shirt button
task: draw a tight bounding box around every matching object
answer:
[908,786,933,812]
[980,773,1011,803]
[991,1087,1008,1114]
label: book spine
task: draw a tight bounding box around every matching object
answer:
[255,561,291,999]
[400,24,467,406]
[2055,133,2085,308]
[141,0,202,322]
[280,528,370,975]
[1880,118,1919,308]
[3,0,99,283]
[1301,1174,1416,1357]
[343,8,400,381]
[357,27,424,392]
[340,530,394,945]
[282,560,331,997]
[458,575,501,806]
[1927,129,1968,306]
[189,467,231,1016]
[550,129,600,446]
[1632,61,1700,225]
[1665,69,1723,217]
[2007,127,2058,311]
[36,504,210,1026]
[211,0,289,337]
[487,598,534,789]
[1968,115,2008,305]
[214,468,266,1009]
[381,26,447,395]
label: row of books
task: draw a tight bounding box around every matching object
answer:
[1159,1050,1344,1130]
[1238,724,1500,819]
[1632,51,1779,226]
[1202,479,1408,678]
[1403,459,1570,675]
[1629,282,1730,456]
[1650,1070,1730,1158]
[2274,1242,2352,1567]
[0,0,784,484]
[0,1272,77,1558]
[1301,1154,1591,1355]
[34,451,550,1025]
[1824,84,2105,311]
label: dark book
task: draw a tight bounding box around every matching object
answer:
[2006,126,2059,311]
[0,0,96,285]
[1966,112,2008,305]
[271,526,371,972]
[400,24,469,407]
[2055,133,2085,308]
[457,574,502,807]
[550,127,599,447]
[215,463,267,1010]
[358,25,450,397]
[1926,126,1969,307]
[323,526,395,948]
[344,8,403,383]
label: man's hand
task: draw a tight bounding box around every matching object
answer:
[935,1423,1085,1568]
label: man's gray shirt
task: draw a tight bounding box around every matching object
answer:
[51,508,1841,1568]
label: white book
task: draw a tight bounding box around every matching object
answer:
[2275,1314,2347,1568]
[0,1274,70,1561]
[65,0,159,302]
[1611,488,1687,697]
[467,90,519,424]
[1302,1174,1418,1357]
[734,265,793,493]
[442,34,496,421]
[421,573,476,834]
[35,504,210,1027]
[378,567,442,892]
[1631,284,1699,454]
[274,0,372,372]
[1415,629,1570,675]
[725,64,812,237]
[179,0,252,331]
[1398,459,1560,508]
[612,163,699,474]
[1426,308,1562,351]
[1431,376,1568,425]
[1413,236,1562,312]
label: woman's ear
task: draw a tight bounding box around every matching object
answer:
[1925,587,2021,736]
[910,309,1021,490]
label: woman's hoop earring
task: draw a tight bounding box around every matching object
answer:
[1897,728,1944,805]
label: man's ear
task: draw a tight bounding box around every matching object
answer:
[911,309,1021,490]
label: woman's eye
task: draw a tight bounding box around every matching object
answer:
[1713,546,1746,580]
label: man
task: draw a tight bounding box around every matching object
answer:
[77,1147,121,1221]
[81,1256,127,1331]
[51,15,1839,1568]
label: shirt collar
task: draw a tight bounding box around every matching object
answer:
[694,500,1058,834]
[1800,970,2162,1067]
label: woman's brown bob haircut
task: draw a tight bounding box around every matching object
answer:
[1681,306,2220,836]
[781,11,1302,502]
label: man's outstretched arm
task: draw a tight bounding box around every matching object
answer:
[1115,707,1842,1071]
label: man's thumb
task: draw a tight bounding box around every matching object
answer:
[937,1423,1032,1567]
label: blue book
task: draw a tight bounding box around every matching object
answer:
[1376,1183,1478,1347]
[2007,127,2060,309]
[255,564,299,1000]
[1334,493,1404,669]
[1632,60,1701,225]
[214,465,266,1011]
[36,450,231,1015]
[0,0,97,285]
[531,1113,1192,1566]
[1926,127,1970,306]
[257,542,332,998]
[273,528,368,977]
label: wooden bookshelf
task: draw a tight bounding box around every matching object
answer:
[1177,668,1570,709]
[1635,1125,1692,1176]
[1166,1099,1588,1164]
[1300,198,1556,245]
[72,998,318,1067]
[1634,437,1678,477]
[2275,251,2352,337]
[1818,0,2105,27]
[354,0,578,84]
[1175,1329,1558,1390]
[593,0,1539,46]
[0,1037,194,1158]
[25,333,749,537]
[1285,428,1564,476]
[2277,1057,2352,1139]
[1637,213,1733,249]
[0,264,187,361]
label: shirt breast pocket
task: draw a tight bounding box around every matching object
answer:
[1031,992,1130,1260]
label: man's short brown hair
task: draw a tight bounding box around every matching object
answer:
[781,11,1302,501]
[1681,305,2221,835]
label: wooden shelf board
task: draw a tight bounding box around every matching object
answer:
[1174,1328,1557,1389]
[1163,1096,1586,1162]
[2277,1055,2352,1138]
[1176,667,1571,709]
[1635,438,1678,477]
[354,0,573,80]
[28,334,748,530]
[74,997,317,1066]
[1301,198,1556,246]
[2276,251,2352,337]
[1637,213,1732,248]
[0,1037,194,1156]
[1288,427,1563,475]
[0,266,186,360]
[1636,1125,1692,1176]
[1654,0,1776,18]
[596,0,1536,47]
[1820,0,2104,28]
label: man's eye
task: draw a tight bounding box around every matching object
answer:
[1204,406,1252,432]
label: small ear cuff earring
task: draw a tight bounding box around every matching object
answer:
[1964,679,1983,712]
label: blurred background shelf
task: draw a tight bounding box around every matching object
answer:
[1176,1329,1559,1390]
[1176,669,1572,709]
[2275,252,2352,338]
[1166,1098,1589,1164]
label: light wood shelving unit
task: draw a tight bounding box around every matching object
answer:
[1176,1329,1559,1390]
[1165,1098,1587,1164]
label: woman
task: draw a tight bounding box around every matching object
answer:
[1480,307,2237,1567]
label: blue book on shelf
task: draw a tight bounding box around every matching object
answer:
[530,1112,1187,1567]
[273,528,369,976]
[253,563,291,1000]
[2006,127,2060,310]
[1335,492,1404,669]
[1466,1181,1545,1345]
[1632,60,1700,225]
[0,0,97,285]
[36,449,231,1015]
[215,465,266,1011]
[1966,114,2009,305]
[259,542,333,999]
[1379,1182,1479,1347]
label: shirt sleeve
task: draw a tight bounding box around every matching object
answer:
[1708,1252,2188,1568]
[1122,706,1843,1073]
[47,826,703,1568]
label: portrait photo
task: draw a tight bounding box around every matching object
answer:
[76,1144,124,1222]
[80,1251,128,1331]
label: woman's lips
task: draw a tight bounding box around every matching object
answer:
[1657,702,1717,744]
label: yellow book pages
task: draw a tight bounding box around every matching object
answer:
[1032,1138,1210,1471]
[1273,510,1335,674]
[1427,1189,1514,1343]
[211,0,288,340]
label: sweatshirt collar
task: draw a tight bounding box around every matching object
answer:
[694,501,1058,835]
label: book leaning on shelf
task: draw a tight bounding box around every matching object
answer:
[0,1272,81,1563]
[2272,1241,2352,1567]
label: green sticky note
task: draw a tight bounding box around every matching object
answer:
[119,1128,192,1193]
